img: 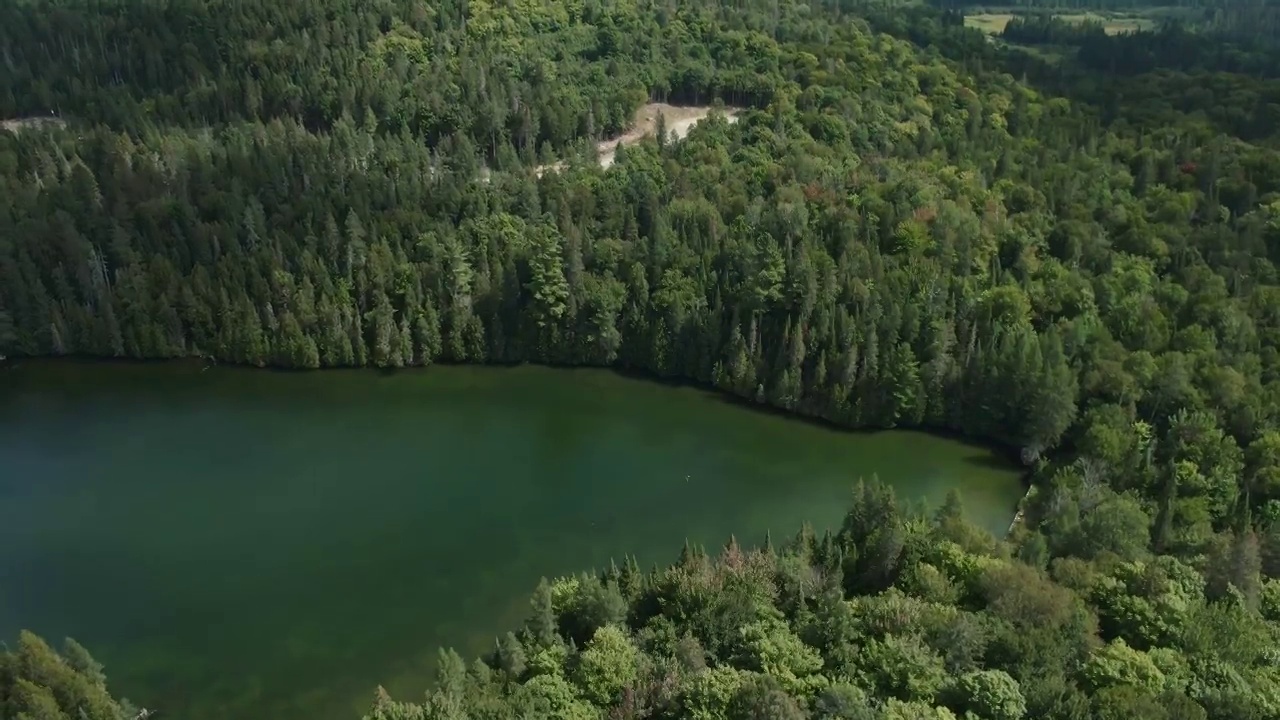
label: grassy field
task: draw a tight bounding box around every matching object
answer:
[964,11,1155,36]
[965,12,1018,34]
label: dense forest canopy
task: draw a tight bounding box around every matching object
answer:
[5,0,1280,718]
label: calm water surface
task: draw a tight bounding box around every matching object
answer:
[0,361,1023,720]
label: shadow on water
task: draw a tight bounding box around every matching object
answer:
[5,353,1032,484]
[961,451,1023,473]
[604,365,1028,471]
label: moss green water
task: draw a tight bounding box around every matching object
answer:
[0,361,1023,720]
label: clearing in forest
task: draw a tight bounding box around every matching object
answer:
[965,11,1153,36]
[596,103,742,168]
[536,103,741,176]
[0,116,66,134]
[965,13,1018,34]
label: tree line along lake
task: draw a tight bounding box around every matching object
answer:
[0,360,1024,720]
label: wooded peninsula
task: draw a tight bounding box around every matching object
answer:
[3,0,1280,718]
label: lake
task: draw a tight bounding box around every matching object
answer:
[0,361,1024,720]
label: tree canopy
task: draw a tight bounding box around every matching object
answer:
[5,0,1280,717]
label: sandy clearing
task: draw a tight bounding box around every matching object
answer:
[1,116,67,134]
[536,103,742,177]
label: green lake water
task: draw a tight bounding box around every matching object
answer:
[0,361,1024,720]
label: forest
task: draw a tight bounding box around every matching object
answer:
[3,0,1280,717]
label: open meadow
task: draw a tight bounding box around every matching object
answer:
[964,10,1155,35]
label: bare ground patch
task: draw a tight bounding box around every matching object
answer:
[1,116,67,134]
[537,103,742,176]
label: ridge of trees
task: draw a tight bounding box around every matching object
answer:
[4,0,1280,717]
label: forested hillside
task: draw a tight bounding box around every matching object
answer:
[5,0,1280,718]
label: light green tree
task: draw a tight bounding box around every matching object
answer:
[572,624,639,705]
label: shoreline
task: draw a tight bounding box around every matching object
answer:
[4,353,1034,522]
